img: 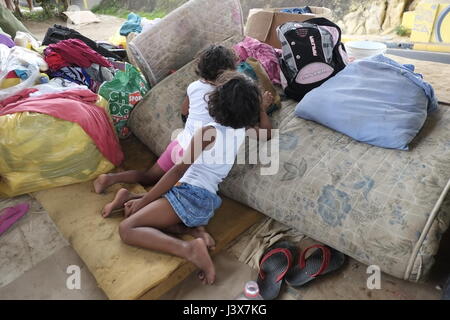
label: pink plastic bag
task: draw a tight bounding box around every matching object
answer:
[233,37,281,85]
[0,203,30,236]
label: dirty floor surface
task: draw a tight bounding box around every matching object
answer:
[1,136,448,300]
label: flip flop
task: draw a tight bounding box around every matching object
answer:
[0,203,30,236]
[285,244,346,288]
[257,241,297,300]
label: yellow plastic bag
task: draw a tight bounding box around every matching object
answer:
[109,29,127,49]
[0,96,115,197]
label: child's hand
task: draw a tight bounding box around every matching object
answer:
[261,91,274,113]
[124,199,142,218]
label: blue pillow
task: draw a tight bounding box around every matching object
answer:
[295,54,438,150]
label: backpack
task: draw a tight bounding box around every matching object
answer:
[42,25,126,61]
[276,17,349,101]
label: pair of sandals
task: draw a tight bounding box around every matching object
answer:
[257,241,346,300]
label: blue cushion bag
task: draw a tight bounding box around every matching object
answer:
[295,54,438,150]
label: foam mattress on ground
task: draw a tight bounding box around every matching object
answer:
[129,56,450,281]
[31,135,262,300]
[33,181,262,300]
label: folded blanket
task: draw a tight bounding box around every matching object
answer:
[295,54,438,150]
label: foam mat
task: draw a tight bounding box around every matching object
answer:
[33,136,263,299]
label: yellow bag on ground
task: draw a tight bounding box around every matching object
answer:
[109,29,127,49]
[0,97,115,198]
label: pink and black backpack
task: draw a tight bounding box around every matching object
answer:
[276,18,349,101]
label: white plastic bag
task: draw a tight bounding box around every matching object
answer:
[14,31,41,51]
[0,45,47,101]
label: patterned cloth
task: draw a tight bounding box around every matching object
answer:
[233,36,281,85]
[50,66,102,93]
[281,7,313,14]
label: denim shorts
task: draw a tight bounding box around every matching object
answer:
[164,183,222,227]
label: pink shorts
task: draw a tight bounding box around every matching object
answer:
[157,140,184,172]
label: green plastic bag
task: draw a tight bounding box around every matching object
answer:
[99,63,150,139]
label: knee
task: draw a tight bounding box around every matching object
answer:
[119,220,132,244]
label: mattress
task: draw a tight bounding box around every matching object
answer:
[129,55,450,281]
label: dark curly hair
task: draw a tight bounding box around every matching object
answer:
[196,44,236,82]
[208,72,261,129]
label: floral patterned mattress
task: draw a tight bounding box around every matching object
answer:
[129,50,450,281]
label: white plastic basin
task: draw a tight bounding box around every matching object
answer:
[345,41,387,60]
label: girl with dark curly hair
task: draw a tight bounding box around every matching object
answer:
[94,44,240,194]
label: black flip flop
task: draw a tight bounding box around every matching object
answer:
[285,244,346,288]
[257,241,297,300]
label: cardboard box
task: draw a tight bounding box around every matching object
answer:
[245,6,332,49]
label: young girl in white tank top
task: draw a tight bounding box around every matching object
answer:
[93,44,237,194]
[113,72,273,286]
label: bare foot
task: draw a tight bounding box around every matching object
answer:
[94,174,114,194]
[102,188,133,218]
[189,227,216,250]
[188,238,216,285]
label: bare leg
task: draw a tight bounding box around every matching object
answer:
[13,0,21,16]
[164,225,216,250]
[119,198,216,285]
[26,0,32,11]
[94,163,166,194]
[102,188,144,218]
[5,0,14,10]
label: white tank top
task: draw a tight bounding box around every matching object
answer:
[176,80,215,150]
[179,122,246,194]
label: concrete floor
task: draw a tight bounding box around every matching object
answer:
[0,195,106,299]
[1,192,448,300]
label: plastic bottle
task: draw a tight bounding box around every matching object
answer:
[235,281,264,300]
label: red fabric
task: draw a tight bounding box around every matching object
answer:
[0,88,38,105]
[44,39,112,69]
[5,71,18,79]
[0,89,123,166]
[299,244,331,278]
[258,248,292,282]
[45,51,68,70]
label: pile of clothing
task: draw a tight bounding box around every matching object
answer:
[0,23,150,197]
[44,38,115,93]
